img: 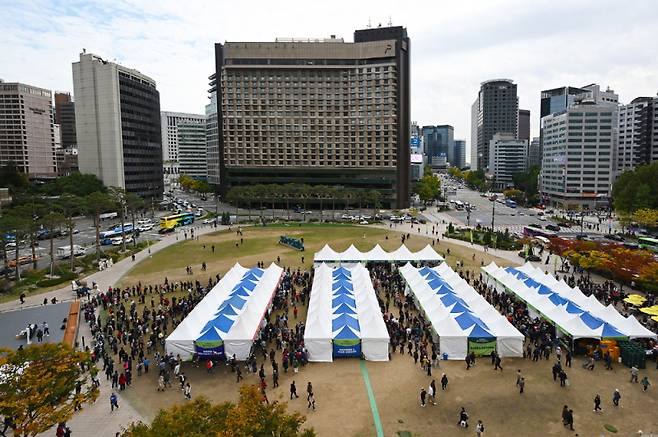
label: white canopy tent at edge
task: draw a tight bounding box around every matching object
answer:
[165,263,284,361]
[304,263,390,362]
[515,262,656,340]
[313,243,444,263]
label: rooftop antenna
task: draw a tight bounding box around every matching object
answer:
[388,16,392,26]
[367,17,372,28]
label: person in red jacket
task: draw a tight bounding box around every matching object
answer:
[118,373,127,390]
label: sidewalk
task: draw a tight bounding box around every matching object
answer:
[0,224,225,314]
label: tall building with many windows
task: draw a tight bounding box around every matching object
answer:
[422,125,453,170]
[488,133,527,190]
[518,109,530,141]
[471,79,518,171]
[617,96,655,174]
[54,92,77,148]
[178,122,208,180]
[72,52,163,198]
[213,26,411,208]
[161,111,205,190]
[540,101,617,209]
[453,140,466,169]
[0,81,57,178]
[206,75,220,185]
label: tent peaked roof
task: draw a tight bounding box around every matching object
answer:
[332,302,356,314]
[332,313,360,331]
[340,245,363,261]
[390,245,414,260]
[468,324,495,338]
[364,244,389,261]
[414,244,444,261]
[314,244,339,262]
[333,325,359,339]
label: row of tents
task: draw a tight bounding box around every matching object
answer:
[166,263,283,361]
[481,262,656,341]
[314,243,444,263]
[400,263,524,360]
[304,264,390,361]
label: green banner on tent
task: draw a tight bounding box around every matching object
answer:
[468,338,497,357]
[334,338,360,347]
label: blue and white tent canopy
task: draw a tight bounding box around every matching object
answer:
[305,264,389,362]
[481,262,656,340]
[166,263,283,360]
[400,263,524,360]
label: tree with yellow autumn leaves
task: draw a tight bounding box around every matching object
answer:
[122,384,315,437]
[0,343,99,437]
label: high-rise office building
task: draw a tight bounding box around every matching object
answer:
[54,92,77,148]
[178,122,208,180]
[212,25,411,208]
[488,133,527,190]
[617,97,655,174]
[72,52,163,198]
[206,74,220,186]
[518,109,530,141]
[161,111,205,190]
[540,101,617,209]
[471,79,518,171]
[0,81,57,178]
[422,125,453,170]
[453,140,466,169]
[527,137,541,169]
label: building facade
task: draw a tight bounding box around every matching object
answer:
[422,125,453,170]
[72,52,163,198]
[0,81,57,178]
[471,79,518,171]
[527,137,541,168]
[178,122,208,180]
[617,97,655,174]
[488,133,527,190]
[540,101,617,209]
[161,111,205,190]
[453,139,466,169]
[205,81,220,186]
[54,92,77,148]
[518,109,530,141]
[213,26,411,208]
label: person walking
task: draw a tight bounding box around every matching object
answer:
[593,394,602,412]
[561,405,569,428]
[458,407,469,428]
[428,380,437,405]
[184,382,191,400]
[306,382,313,402]
[641,376,651,392]
[290,381,299,399]
[559,370,568,387]
[476,420,485,436]
[494,354,503,371]
[518,377,525,394]
[110,392,119,412]
[630,366,639,383]
[565,350,572,367]
[441,373,448,390]
[565,408,574,431]
[236,366,243,383]
[419,387,427,407]
[273,368,279,388]
[613,389,621,407]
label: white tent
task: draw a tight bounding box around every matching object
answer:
[312,243,444,263]
[165,263,283,360]
[400,263,524,359]
[304,263,390,362]
[481,262,656,340]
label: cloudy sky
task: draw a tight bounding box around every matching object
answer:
[3,0,658,161]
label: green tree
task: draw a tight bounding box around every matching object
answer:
[108,187,128,252]
[41,211,66,276]
[126,192,145,247]
[415,173,441,204]
[40,173,106,197]
[56,194,83,271]
[612,162,658,213]
[512,166,540,205]
[0,343,99,437]
[123,385,314,437]
[84,192,115,264]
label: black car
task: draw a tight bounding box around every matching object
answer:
[604,234,624,242]
[545,224,560,232]
[529,223,542,229]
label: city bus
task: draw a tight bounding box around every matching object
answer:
[638,237,658,253]
[159,212,195,233]
[523,225,557,239]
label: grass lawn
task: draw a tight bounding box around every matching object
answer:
[119,223,514,288]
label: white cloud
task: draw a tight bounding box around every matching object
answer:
[2,0,657,162]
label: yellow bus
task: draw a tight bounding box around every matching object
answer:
[159,212,195,233]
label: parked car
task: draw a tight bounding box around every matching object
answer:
[111,236,133,246]
[545,224,560,232]
[604,234,624,242]
[538,216,547,221]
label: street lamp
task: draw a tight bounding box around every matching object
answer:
[467,208,471,227]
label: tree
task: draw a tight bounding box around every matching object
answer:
[126,192,146,246]
[633,208,658,230]
[503,188,523,203]
[415,173,441,204]
[612,162,658,213]
[84,192,115,264]
[3,209,31,280]
[512,166,540,205]
[123,385,315,437]
[40,173,106,197]
[41,211,66,276]
[0,164,29,193]
[0,343,98,437]
[56,194,83,271]
[108,187,128,252]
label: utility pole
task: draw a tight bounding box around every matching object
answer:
[491,199,495,231]
[467,208,471,227]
